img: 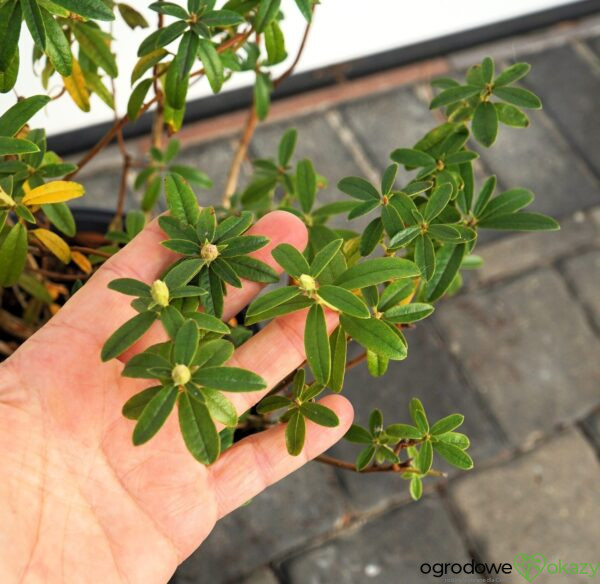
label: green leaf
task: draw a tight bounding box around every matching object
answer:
[285,410,306,456]
[127,78,152,121]
[39,7,71,75]
[367,350,388,377]
[492,86,541,109]
[422,243,466,302]
[384,302,434,324]
[227,255,279,283]
[101,311,157,361]
[340,315,407,360]
[472,175,497,217]
[131,48,167,84]
[478,212,559,231]
[430,414,464,435]
[410,398,429,434]
[257,394,292,414]
[390,148,436,168]
[264,20,286,65]
[294,0,312,21]
[414,234,435,281]
[310,239,343,278]
[21,0,46,50]
[337,176,380,201]
[122,386,163,420]
[149,1,188,19]
[348,199,379,220]
[437,431,470,450]
[162,239,199,256]
[272,242,310,277]
[495,103,529,128]
[203,9,245,27]
[345,424,372,444]
[254,0,280,32]
[170,165,212,188]
[418,440,433,474]
[194,339,234,368]
[378,279,415,311]
[300,402,339,427]
[246,286,301,323]
[165,173,200,224]
[138,20,187,57]
[71,21,118,77]
[50,0,114,20]
[0,95,50,137]
[254,72,271,120]
[424,183,452,221]
[0,137,39,155]
[174,319,199,365]
[478,188,534,220]
[386,423,422,440]
[472,101,498,147]
[184,312,229,334]
[197,38,224,93]
[195,207,216,242]
[0,1,22,72]
[278,128,297,167]
[304,303,331,385]
[356,445,376,470]
[193,366,267,392]
[164,258,204,289]
[433,441,474,470]
[359,217,383,256]
[118,3,149,29]
[178,392,220,464]
[494,62,530,87]
[0,223,27,286]
[388,225,420,249]
[328,326,346,393]
[108,278,151,297]
[318,285,369,318]
[410,476,423,500]
[429,85,480,109]
[481,57,494,83]
[296,158,316,213]
[211,258,242,288]
[0,49,19,93]
[132,385,177,445]
[159,215,198,242]
[336,257,419,290]
[381,163,398,195]
[202,387,237,427]
[122,346,172,379]
[18,272,52,303]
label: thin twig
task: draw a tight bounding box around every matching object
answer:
[315,454,412,473]
[346,350,367,371]
[220,13,314,207]
[33,268,93,281]
[0,309,37,340]
[70,246,113,259]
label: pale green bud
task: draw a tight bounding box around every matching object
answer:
[172,364,191,386]
[151,279,170,307]
[200,243,219,262]
[299,273,317,292]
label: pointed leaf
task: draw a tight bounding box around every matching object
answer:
[340,315,406,360]
[178,392,220,464]
[304,303,331,384]
[101,311,157,361]
[132,385,177,445]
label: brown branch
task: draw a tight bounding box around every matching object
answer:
[346,350,367,371]
[0,309,37,340]
[315,454,446,477]
[33,268,93,281]
[70,246,113,259]
[0,340,16,357]
[220,13,314,208]
[189,29,252,79]
[112,127,132,227]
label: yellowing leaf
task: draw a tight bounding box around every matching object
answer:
[22,181,85,206]
[71,250,92,274]
[62,57,90,112]
[0,187,15,208]
[50,303,61,316]
[33,228,71,263]
[399,279,419,306]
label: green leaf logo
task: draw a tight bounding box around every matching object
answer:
[513,554,546,582]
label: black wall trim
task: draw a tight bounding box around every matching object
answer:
[48,0,600,156]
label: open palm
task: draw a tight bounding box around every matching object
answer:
[0,211,353,583]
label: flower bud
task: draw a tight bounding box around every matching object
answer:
[200,243,219,262]
[172,364,191,386]
[151,279,170,307]
[299,273,317,292]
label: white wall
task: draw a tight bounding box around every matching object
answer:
[2,0,579,136]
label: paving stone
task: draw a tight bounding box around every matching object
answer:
[328,321,506,513]
[473,107,599,221]
[72,169,138,211]
[239,566,280,584]
[281,494,470,583]
[561,249,600,332]
[585,33,600,59]
[338,86,436,185]
[476,209,599,284]
[524,45,600,178]
[435,269,600,447]
[177,463,348,584]
[581,409,600,453]
[176,139,245,207]
[450,428,600,583]
[251,112,364,227]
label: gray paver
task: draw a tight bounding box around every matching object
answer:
[338,86,436,185]
[450,428,600,583]
[328,321,506,513]
[177,463,348,584]
[476,209,599,284]
[561,248,600,331]
[239,566,280,584]
[281,494,470,584]
[524,45,600,178]
[435,268,600,447]
[473,108,599,220]
[581,409,600,453]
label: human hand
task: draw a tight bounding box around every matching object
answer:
[0,211,353,583]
